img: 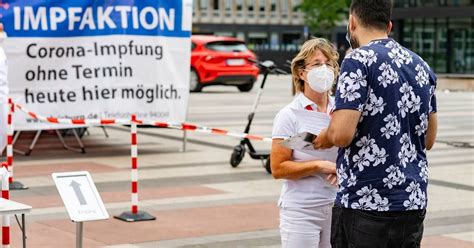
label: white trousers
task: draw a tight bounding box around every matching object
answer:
[279,204,332,248]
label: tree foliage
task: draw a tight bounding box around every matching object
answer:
[298,0,350,35]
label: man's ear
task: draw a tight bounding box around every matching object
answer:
[387,21,393,35]
[349,15,356,32]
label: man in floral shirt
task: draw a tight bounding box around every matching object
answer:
[315,0,438,247]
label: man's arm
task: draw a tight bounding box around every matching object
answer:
[314,109,361,149]
[425,112,438,150]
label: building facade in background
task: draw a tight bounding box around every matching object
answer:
[392,0,474,74]
[192,0,305,68]
[193,0,474,75]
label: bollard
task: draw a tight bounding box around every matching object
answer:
[114,115,155,222]
[7,99,27,190]
[1,163,10,248]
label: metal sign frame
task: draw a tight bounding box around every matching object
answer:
[52,171,109,222]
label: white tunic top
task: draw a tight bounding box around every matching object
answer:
[272,93,337,208]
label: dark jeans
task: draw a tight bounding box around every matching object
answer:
[331,205,426,248]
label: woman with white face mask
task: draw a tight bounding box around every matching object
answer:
[271,38,339,248]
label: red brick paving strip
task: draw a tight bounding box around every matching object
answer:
[9,202,279,246]
[13,185,225,208]
[4,202,473,247]
[7,222,106,248]
[422,235,474,248]
[13,162,122,178]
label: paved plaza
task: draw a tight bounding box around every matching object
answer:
[2,75,473,247]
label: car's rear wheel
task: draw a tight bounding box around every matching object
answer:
[190,69,202,92]
[237,82,254,92]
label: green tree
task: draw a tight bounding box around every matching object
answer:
[298,0,350,38]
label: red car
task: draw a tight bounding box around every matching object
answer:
[190,35,260,92]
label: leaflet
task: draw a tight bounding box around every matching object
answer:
[292,108,330,135]
[279,109,338,162]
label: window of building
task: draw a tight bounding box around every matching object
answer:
[236,0,243,11]
[247,0,255,11]
[395,0,473,7]
[236,32,245,41]
[435,18,448,73]
[270,32,280,50]
[247,0,255,18]
[281,0,289,18]
[199,0,209,17]
[258,0,266,18]
[200,0,209,10]
[213,0,219,10]
[247,32,269,51]
[259,0,266,12]
[271,0,277,12]
[444,0,473,6]
[282,33,301,51]
[224,0,232,11]
[400,17,473,74]
[292,0,302,11]
[416,0,438,7]
[394,0,411,7]
[281,0,289,12]
[448,18,473,73]
[224,0,232,17]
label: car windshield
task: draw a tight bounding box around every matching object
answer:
[205,41,248,52]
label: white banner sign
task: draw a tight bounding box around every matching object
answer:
[0,47,7,150]
[1,0,192,131]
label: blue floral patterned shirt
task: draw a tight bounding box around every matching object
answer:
[334,38,437,211]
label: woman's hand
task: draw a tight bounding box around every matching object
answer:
[326,174,338,186]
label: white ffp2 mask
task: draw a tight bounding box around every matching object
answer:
[306,64,334,93]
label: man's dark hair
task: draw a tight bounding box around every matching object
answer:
[350,0,393,30]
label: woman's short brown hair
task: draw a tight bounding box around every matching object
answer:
[291,37,340,94]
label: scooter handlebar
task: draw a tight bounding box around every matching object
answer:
[274,68,288,75]
[246,58,288,75]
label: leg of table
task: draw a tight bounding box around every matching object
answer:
[22,213,26,248]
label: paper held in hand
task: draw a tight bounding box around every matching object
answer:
[292,108,331,134]
[279,108,338,162]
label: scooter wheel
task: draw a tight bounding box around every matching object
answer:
[264,158,272,174]
[230,145,246,167]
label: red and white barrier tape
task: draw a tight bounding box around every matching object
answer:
[140,120,272,142]
[130,115,139,214]
[1,164,10,248]
[14,102,272,142]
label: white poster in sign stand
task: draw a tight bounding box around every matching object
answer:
[52,171,109,222]
[2,0,192,131]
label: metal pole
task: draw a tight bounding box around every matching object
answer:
[76,222,83,248]
[182,130,187,152]
[22,214,25,248]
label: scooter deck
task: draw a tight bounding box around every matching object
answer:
[248,150,270,160]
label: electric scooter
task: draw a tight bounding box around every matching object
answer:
[229,59,287,174]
